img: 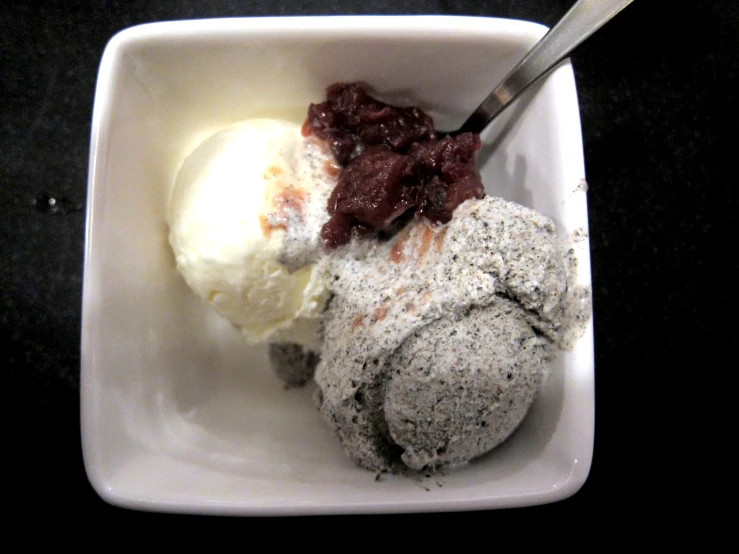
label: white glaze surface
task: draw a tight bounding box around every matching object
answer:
[81,16,593,515]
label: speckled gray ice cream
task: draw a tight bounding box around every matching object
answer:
[313,196,577,471]
[385,300,549,469]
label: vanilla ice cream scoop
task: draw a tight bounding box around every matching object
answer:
[168,119,336,349]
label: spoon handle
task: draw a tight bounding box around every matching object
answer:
[457,0,634,135]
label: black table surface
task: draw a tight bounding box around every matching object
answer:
[3,0,736,529]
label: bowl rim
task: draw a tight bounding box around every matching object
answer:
[81,14,593,516]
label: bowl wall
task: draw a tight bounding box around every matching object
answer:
[81,15,593,515]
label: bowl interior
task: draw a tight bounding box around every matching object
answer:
[82,16,593,515]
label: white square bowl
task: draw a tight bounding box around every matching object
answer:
[81,15,594,515]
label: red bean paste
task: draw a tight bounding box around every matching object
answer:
[306,83,485,248]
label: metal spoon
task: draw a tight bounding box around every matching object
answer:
[452,0,635,135]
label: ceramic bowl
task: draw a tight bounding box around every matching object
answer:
[81,15,594,515]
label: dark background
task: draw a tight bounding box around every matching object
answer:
[2,0,736,529]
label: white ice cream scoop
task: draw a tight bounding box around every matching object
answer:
[168,118,332,349]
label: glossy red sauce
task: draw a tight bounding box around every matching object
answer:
[306,82,485,248]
